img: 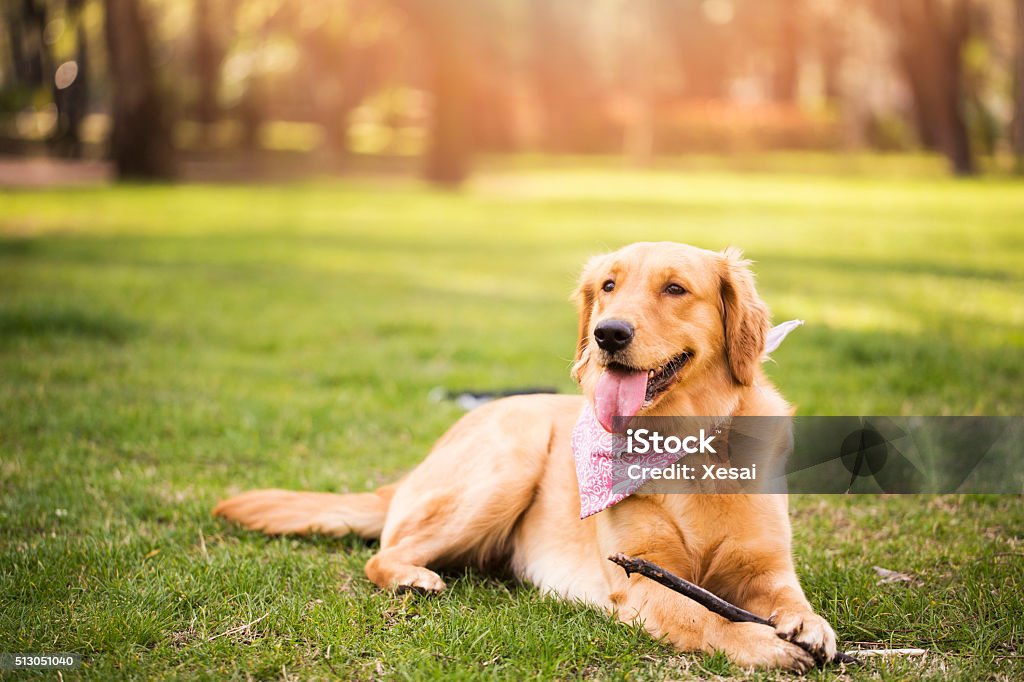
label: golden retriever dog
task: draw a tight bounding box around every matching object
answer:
[214,242,836,671]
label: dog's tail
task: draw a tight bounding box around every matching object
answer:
[212,485,396,539]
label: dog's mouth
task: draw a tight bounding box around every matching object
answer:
[594,351,691,432]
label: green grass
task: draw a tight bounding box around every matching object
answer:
[1,159,1022,680]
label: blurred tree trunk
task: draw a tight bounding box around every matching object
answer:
[900,53,939,150]
[655,0,731,100]
[773,0,800,103]
[194,0,223,149]
[8,0,89,158]
[819,12,843,103]
[879,0,974,175]
[381,0,475,183]
[931,0,974,175]
[103,0,174,179]
[531,0,581,152]
[1013,0,1024,172]
[423,20,471,185]
[49,19,89,159]
[622,0,656,165]
[238,78,265,150]
[403,0,472,185]
[7,1,47,89]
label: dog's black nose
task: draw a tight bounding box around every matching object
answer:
[594,319,634,352]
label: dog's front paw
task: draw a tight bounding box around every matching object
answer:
[717,621,816,672]
[390,566,447,594]
[772,610,837,663]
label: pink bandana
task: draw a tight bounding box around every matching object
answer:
[571,320,803,519]
[571,405,682,518]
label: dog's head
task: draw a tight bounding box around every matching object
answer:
[571,242,770,431]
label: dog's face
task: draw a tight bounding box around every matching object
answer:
[572,242,770,431]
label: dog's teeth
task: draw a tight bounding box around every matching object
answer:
[649,370,655,378]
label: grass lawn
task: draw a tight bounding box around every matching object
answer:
[1,158,1023,680]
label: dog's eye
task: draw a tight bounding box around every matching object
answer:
[665,283,687,296]
[602,280,615,293]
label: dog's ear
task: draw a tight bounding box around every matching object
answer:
[570,255,604,383]
[719,247,771,386]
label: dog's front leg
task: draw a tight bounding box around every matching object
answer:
[700,512,838,662]
[599,502,815,672]
[725,566,837,663]
[608,557,817,672]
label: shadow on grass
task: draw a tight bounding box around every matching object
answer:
[216,523,531,593]
[0,237,37,257]
[0,306,139,343]
[766,323,1022,416]
[764,252,1021,284]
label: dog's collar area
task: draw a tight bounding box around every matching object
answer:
[572,404,656,518]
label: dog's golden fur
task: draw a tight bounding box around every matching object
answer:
[214,242,836,671]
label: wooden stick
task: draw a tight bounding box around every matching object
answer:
[608,554,859,666]
[608,553,767,624]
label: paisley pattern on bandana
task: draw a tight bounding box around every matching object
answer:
[571,319,803,519]
[571,405,683,518]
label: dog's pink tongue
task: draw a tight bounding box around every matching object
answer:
[594,368,649,432]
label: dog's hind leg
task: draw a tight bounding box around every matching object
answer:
[213,485,397,539]
[364,490,532,593]
[363,396,568,593]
